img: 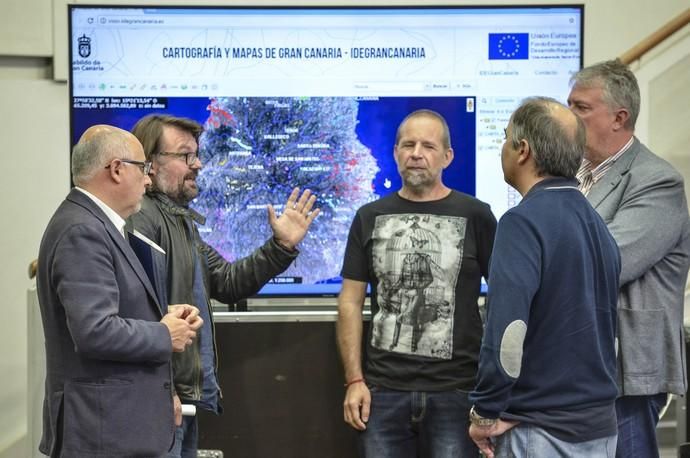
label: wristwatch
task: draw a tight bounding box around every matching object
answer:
[469,405,497,427]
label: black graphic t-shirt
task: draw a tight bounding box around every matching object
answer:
[341,191,497,391]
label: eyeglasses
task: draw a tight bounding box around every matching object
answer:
[157,151,199,166]
[105,158,152,175]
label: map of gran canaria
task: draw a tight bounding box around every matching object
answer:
[192,96,379,285]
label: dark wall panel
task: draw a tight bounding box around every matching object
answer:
[198,320,361,457]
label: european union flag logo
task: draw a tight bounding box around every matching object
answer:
[489,33,529,60]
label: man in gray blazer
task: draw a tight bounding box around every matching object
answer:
[37,125,203,457]
[569,59,690,458]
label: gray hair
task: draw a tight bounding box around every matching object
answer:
[570,59,640,130]
[510,96,585,179]
[71,129,131,186]
[395,109,452,150]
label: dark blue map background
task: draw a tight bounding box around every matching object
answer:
[72,96,476,296]
[355,97,475,197]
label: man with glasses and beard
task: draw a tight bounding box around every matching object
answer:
[128,114,320,458]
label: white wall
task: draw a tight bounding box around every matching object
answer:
[0,77,69,456]
[1,0,688,455]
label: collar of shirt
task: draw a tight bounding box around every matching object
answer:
[75,186,126,239]
[580,136,635,184]
[523,177,580,201]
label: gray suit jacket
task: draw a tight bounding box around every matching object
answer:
[37,189,175,457]
[587,138,690,396]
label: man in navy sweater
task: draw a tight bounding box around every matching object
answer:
[468,97,621,457]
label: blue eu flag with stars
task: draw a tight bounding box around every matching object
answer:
[489,33,529,60]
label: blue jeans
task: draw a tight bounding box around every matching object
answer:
[357,386,479,458]
[615,393,668,458]
[167,415,198,458]
[495,423,616,457]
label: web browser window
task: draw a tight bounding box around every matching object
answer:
[70,6,583,296]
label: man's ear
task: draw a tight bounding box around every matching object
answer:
[612,108,630,131]
[107,160,124,184]
[516,139,531,166]
[443,147,454,168]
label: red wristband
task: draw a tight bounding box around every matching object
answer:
[344,378,365,388]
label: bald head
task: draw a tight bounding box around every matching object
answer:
[509,97,585,178]
[72,125,143,186]
[78,124,124,142]
[71,124,151,218]
[546,102,579,139]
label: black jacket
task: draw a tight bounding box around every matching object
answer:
[127,191,298,403]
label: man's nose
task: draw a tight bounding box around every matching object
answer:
[190,155,203,169]
[410,143,423,157]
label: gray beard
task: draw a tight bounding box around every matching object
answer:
[401,169,433,189]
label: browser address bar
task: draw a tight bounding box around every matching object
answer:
[94,14,504,28]
[99,16,165,26]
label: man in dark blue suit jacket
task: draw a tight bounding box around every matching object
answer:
[37,125,203,457]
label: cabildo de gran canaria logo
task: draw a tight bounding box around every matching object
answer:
[73,34,103,71]
[78,34,91,58]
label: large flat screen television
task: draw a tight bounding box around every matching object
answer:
[69,5,583,297]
